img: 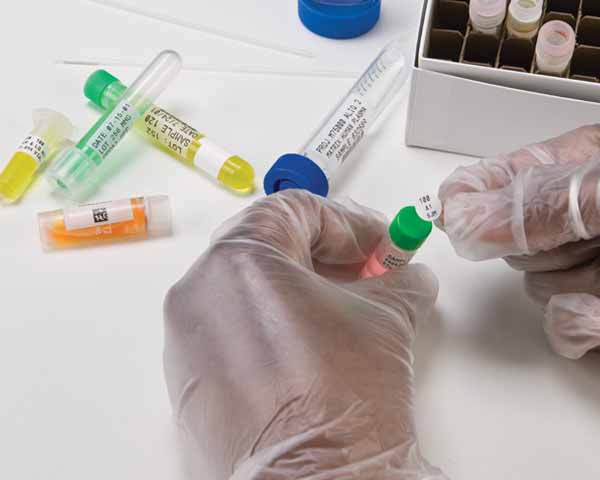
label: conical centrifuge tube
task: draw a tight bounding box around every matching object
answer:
[264,38,409,197]
[83,70,255,194]
[46,50,182,199]
[0,110,73,203]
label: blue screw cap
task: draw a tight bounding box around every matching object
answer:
[298,0,381,39]
[264,153,330,197]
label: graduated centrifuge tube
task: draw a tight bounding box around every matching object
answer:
[535,21,576,76]
[83,70,255,194]
[469,0,507,36]
[0,110,73,203]
[46,50,182,199]
[38,195,172,250]
[506,0,543,39]
[361,206,433,279]
[264,38,408,197]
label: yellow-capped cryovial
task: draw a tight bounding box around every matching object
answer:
[84,70,255,194]
[0,110,73,203]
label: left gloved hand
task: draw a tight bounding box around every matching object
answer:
[438,125,600,359]
[163,190,446,480]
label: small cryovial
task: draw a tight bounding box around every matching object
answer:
[83,70,255,194]
[46,50,182,200]
[535,20,576,76]
[38,195,172,250]
[469,0,507,36]
[361,206,433,279]
[0,110,73,203]
[506,0,543,39]
[264,38,408,197]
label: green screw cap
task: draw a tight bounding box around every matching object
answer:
[84,70,119,107]
[389,206,433,251]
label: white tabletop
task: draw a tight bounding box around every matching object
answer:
[1,1,599,479]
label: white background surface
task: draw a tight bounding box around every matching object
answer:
[1,1,599,479]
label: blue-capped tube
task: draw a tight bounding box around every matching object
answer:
[298,0,382,39]
[264,38,408,197]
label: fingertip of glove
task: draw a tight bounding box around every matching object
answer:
[544,294,600,360]
[370,263,440,304]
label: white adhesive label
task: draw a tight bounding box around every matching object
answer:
[303,94,369,178]
[374,237,415,269]
[193,138,231,178]
[144,107,199,159]
[416,193,442,222]
[88,101,139,159]
[64,199,134,231]
[16,135,48,165]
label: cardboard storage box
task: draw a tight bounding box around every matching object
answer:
[406,0,600,157]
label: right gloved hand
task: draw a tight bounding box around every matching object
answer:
[438,125,600,359]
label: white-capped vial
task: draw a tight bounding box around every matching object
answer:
[470,0,508,36]
[38,195,172,250]
[536,20,576,76]
[507,0,543,39]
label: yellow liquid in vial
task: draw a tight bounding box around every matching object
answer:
[0,152,38,203]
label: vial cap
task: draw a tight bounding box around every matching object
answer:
[84,70,120,106]
[470,0,507,17]
[298,0,381,39]
[264,153,330,197]
[537,20,576,58]
[509,0,543,23]
[145,195,173,238]
[389,206,433,252]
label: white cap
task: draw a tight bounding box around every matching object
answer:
[536,20,576,75]
[470,0,508,29]
[144,195,173,238]
[509,0,543,23]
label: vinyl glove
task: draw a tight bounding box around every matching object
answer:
[163,190,445,480]
[439,125,600,359]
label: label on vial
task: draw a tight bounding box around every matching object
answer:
[374,237,415,270]
[193,138,231,178]
[415,193,442,222]
[16,135,48,165]
[303,94,369,177]
[64,199,134,231]
[376,247,414,269]
[143,106,200,160]
[88,101,139,159]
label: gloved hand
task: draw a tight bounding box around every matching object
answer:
[439,125,600,359]
[163,190,445,480]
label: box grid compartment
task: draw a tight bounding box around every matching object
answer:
[427,0,600,81]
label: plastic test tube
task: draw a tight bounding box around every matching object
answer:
[38,195,172,250]
[535,20,576,76]
[361,206,433,279]
[264,38,408,197]
[506,0,543,39]
[469,0,507,36]
[46,50,182,199]
[83,70,255,194]
[0,110,73,203]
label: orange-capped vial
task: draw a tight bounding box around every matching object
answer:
[38,195,172,250]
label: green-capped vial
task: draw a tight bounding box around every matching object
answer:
[361,206,432,278]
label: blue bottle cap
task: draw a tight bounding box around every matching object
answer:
[298,0,381,39]
[264,153,330,197]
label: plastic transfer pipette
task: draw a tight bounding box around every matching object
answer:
[84,70,255,194]
[46,50,182,199]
